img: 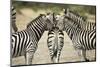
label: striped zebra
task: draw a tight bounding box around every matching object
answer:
[47,27,64,63]
[12,13,55,65]
[63,9,96,31]
[11,6,18,32]
[55,14,96,61]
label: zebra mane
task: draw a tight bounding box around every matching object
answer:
[27,14,45,28]
[65,9,86,22]
[68,10,95,24]
[64,9,95,27]
[70,10,86,21]
[64,16,81,29]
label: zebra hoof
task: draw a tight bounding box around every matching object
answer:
[85,59,90,62]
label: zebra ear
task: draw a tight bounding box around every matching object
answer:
[40,14,46,18]
[63,9,67,14]
[53,13,55,21]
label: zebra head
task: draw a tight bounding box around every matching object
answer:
[45,12,57,31]
[27,13,56,31]
[62,9,83,29]
[63,8,86,24]
[54,12,81,31]
[63,8,70,17]
[54,14,65,31]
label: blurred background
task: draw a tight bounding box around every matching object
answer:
[12,1,96,15]
[12,0,96,31]
[12,1,96,31]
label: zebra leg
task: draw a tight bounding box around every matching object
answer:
[25,51,34,65]
[56,50,61,63]
[82,50,89,62]
[55,45,63,63]
[55,57,59,63]
[55,40,64,63]
[50,50,58,63]
[77,49,89,61]
[76,49,86,61]
[48,48,54,63]
[52,56,58,63]
[47,40,55,63]
[52,49,62,63]
[24,41,37,65]
[51,50,57,63]
[50,51,55,63]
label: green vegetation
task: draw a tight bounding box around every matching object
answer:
[12,1,96,17]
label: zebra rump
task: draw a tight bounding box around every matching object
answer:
[47,27,64,63]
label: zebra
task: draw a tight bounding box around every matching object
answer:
[11,6,18,32]
[63,9,96,31]
[55,14,96,61]
[47,14,64,63]
[12,13,55,65]
[47,27,64,63]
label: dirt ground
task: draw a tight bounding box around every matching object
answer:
[12,8,96,66]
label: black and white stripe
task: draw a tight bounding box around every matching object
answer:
[47,27,64,63]
[12,14,54,65]
[11,6,18,32]
[56,15,96,61]
[64,9,96,31]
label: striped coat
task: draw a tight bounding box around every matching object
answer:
[12,14,54,65]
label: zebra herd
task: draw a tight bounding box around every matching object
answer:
[11,6,96,65]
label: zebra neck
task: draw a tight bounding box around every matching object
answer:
[65,24,79,40]
[66,12,86,28]
[27,17,46,41]
[64,17,82,30]
[68,10,85,22]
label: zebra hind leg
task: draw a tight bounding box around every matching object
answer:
[54,50,59,63]
[50,50,59,63]
[49,49,54,63]
[77,49,89,62]
[82,50,90,62]
[55,50,62,63]
[25,51,34,65]
[50,45,63,63]
[77,49,86,61]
